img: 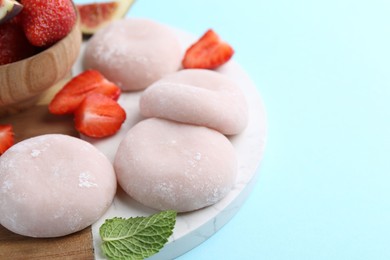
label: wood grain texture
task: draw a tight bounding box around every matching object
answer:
[0,225,94,260]
[0,6,81,113]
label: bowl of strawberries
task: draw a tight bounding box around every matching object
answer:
[0,0,81,116]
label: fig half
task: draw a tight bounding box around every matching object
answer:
[0,0,23,25]
[77,0,135,35]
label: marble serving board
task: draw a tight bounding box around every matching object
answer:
[0,25,266,260]
[75,27,267,260]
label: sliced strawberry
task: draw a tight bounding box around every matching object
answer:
[74,93,126,138]
[182,29,234,69]
[0,124,14,155]
[49,70,121,115]
[20,0,76,47]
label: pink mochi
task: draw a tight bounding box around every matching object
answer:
[139,69,248,135]
[83,18,182,91]
[114,118,238,212]
[0,134,116,238]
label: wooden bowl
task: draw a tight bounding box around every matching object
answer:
[0,7,82,117]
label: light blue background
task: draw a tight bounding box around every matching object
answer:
[77,0,390,259]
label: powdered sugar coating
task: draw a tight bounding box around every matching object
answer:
[0,134,116,238]
[139,69,248,135]
[83,18,182,91]
[114,118,237,212]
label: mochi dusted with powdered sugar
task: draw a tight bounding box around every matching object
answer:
[114,118,237,212]
[0,134,116,238]
[83,18,182,91]
[139,69,248,135]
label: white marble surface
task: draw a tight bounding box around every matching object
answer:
[73,25,267,260]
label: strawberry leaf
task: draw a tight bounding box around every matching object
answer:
[100,210,177,260]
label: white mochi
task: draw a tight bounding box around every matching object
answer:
[0,134,116,238]
[139,69,249,135]
[114,118,238,212]
[83,18,182,91]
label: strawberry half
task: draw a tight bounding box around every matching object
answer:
[74,93,126,138]
[0,124,14,155]
[20,0,76,47]
[49,70,121,115]
[182,29,234,70]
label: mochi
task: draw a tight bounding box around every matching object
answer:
[84,18,182,91]
[0,134,116,238]
[114,118,237,212]
[140,69,248,135]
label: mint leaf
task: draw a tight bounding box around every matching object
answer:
[100,210,177,260]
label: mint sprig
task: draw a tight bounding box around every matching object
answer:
[100,210,177,260]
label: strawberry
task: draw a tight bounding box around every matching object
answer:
[0,21,37,65]
[20,0,76,47]
[0,124,14,155]
[182,29,234,69]
[49,70,121,115]
[7,11,23,26]
[74,93,126,138]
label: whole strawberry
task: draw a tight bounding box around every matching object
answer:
[21,0,76,47]
[0,21,37,65]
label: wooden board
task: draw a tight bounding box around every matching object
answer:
[0,77,95,259]
[0,225,93,260]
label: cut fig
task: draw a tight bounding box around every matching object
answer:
[0,0,23,25]
[77,0,135,35]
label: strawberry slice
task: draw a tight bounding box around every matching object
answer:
[182,29,234,69]
[49,70,121,115]
[0,124,14,155]
[74,93,126,138]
